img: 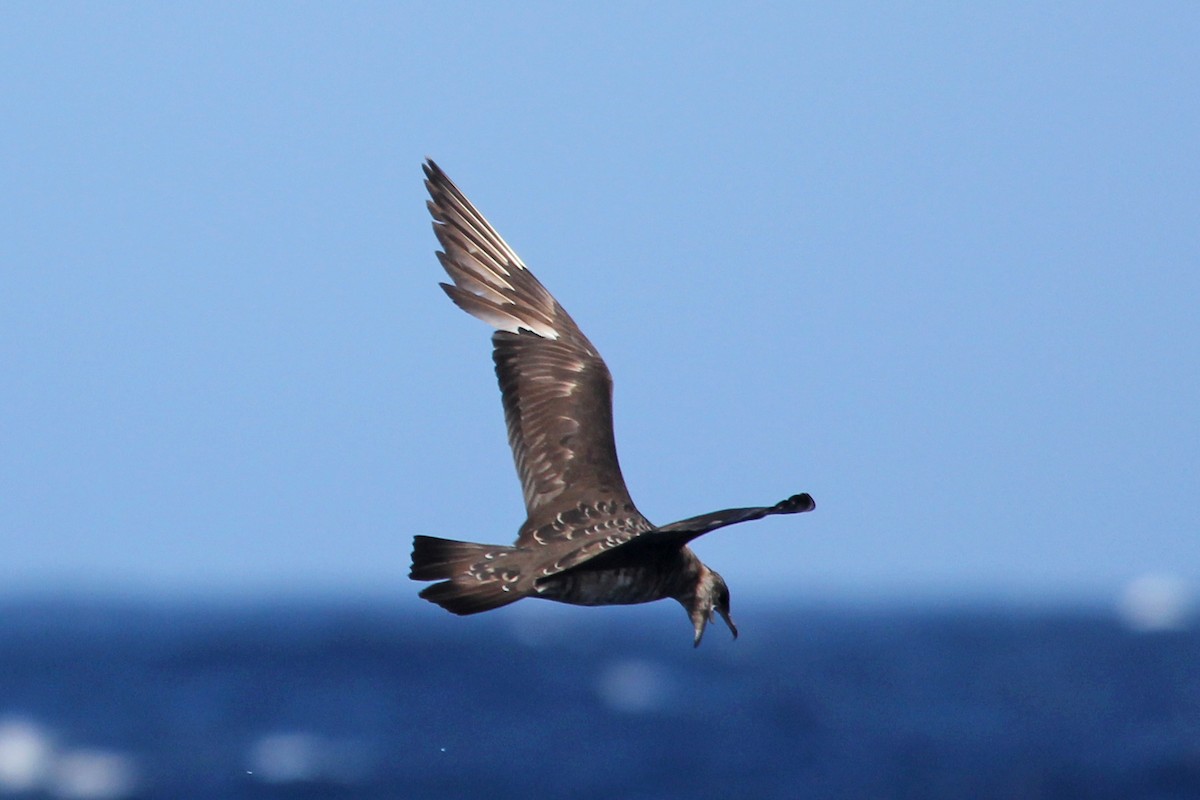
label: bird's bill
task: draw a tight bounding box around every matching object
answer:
[692,606,739,647]
[717,606,738,640]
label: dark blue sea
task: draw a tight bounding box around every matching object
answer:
[1,597,1197,800]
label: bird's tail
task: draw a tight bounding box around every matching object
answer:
[418,579,523,616]
[409,535,510,581]
[409,535,525,615]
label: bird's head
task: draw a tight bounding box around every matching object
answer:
[688,565,737,647]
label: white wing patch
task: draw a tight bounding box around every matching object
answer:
[453,295,560,340]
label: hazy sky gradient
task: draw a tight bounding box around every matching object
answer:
[2,3,1197,606]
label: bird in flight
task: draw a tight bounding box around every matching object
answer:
[410,160,815,646]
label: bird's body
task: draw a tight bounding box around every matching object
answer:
[410,161,814,645]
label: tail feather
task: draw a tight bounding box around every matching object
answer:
[409,535,512,581]
[419,579,522,616]
[410,535,525,615]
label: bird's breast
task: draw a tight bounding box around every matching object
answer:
[535,562,686,607]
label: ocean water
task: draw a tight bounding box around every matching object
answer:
[0,597,1197,800]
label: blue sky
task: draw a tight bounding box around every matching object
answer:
[2,3,1196,605]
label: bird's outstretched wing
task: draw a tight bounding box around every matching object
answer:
[652,493,816,541]
[537,494,817,580]
[424,160,648,545]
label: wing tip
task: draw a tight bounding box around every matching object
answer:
[777,493,815,513]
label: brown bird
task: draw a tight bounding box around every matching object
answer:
[410,160,815,646]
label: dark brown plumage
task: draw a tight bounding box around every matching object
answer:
[410,160,815,646]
